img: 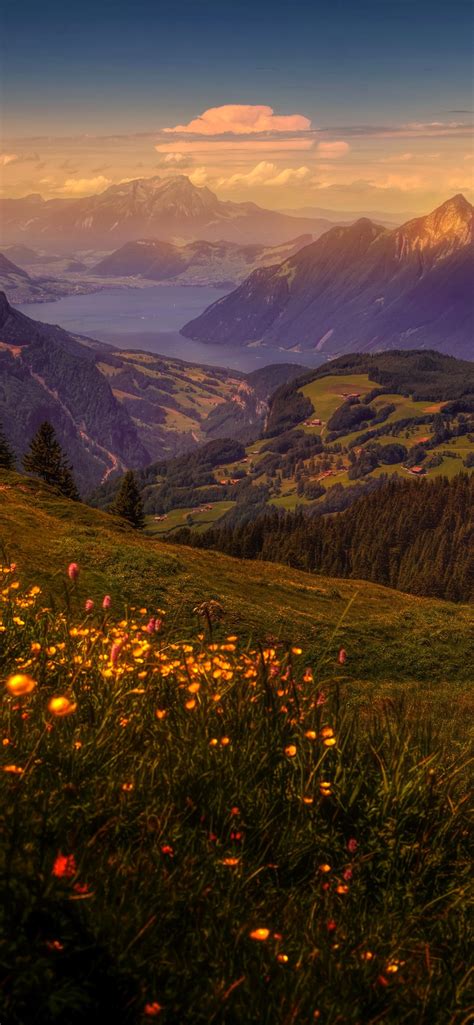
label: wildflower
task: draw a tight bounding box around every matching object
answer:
[302,796,314,805]
[84,599,94,612]
[145,617,156,634]
[320,727,334,739]
[386,960,403,973]
[73,740,82,750]
[122,783,134,792]
[221,736,230,746]
[319,781,331,796]
[5,672,36,696]
[231,806,240,816]
[185,698,196,710]
[220,857,240,866]
[305,730,317,740]
[292,647,302,655]
[52,852,77,879]
[319,863,331,873]
[72,882,91,895]
[67,563,79,582]
[209,738,218,746]
[338,648,347,664]
[323,737,337,748]
[102,595,112,610]
[347,837,358,853]
[48,696,77,716]
[155,709,167,720]
[326,920,337,932]
[277,953,289,963]
[3,764,23,774]
[250,928,270,941]
[343,868,353,881]
[316,691,327,706]
[144,1003,162,1017]
[285,744,297,757]
[46,940,64,952]
[336,884,349,894]
[361,951,374,961]
[161,844,174,857]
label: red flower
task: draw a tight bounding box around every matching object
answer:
[347,837,358,853]
[67,563,79,582]
[338,648,347,665]
[161,844,174,857]
[52,852,77,879]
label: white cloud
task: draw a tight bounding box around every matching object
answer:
[0,153,18,167]
[162,152,190,166]
[164,104,311,136]
[55,175,111,196]
[217,161,311,189]
[316,141,350,159]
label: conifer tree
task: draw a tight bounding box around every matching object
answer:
[23,421,80,500]
[0,422,15,470]
[111,470,145,529]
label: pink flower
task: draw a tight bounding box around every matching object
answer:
[146,618,156,634]
[316,691,327,707]
[68,563,79,582]
[102,595,112,610]
[110,635,128,665]
[343,867,353,881]
[347,837,358,854]
[338,648,347,665]
[84,599,94,613]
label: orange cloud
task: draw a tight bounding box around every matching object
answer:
[217,161,311,188]
[55,175,111,195]
[164,104,311,136]
[156,139,313,154]
[0,153,18,167]
[316,141,350,158]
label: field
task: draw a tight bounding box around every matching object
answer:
[145,501,236,536]
[1,543,472,1023]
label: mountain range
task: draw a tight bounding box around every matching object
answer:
[0,292,301,491]
[92,235,313,287]
[183,195,474,360]
[0,176,336,250]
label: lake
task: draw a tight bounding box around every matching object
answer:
[16,285,324,373]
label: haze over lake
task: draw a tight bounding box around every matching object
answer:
[16,285,324,372]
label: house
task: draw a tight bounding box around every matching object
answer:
[310,418,322,426]
[409,466,426,475]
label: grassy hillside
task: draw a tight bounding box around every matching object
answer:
[0,472,472,687]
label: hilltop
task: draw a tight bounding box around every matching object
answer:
[183,195,474,359]
[0,471,472,685]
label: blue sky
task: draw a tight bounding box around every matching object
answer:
[1,0,472,211]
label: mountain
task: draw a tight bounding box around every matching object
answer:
[0,292,150,490]
[0,291,303,488]
[92,235,313,286]
[94,349,473,549]
[0,175,336,250]
[182,195,474,359]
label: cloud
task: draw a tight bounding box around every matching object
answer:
[188,167,209,186]
[155,139,313,154]
[217,161,311,188]
[162,152,190,166]
[0,153,18,167]
[379,152,413,164]
[55,175,111,196]
[164,104,311,136]
[316,141,350,159]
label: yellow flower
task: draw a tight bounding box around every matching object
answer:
[6,673,36,696]
[305,730,317,740]
[319,863,331,873]
[3,764,23,774]
[250,928,270,941]
[324,737,337,748]
[220,857,240,866]
[277,953,289,963]
[321,727,334,738]
[221,736,230,746]
[48,696,77,717]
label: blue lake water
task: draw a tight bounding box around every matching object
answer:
[16,285,324,373]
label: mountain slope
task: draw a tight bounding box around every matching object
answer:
[1,470,472,683]
[92,234,313,286]
[182,195,474,359]
[0,176,335,249]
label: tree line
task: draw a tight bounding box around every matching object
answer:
[173,474,473,602]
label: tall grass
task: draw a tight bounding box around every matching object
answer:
[0,564,471,1025]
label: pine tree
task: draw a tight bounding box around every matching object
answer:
[23,422,80,500]
[111,470,145,529]
[0,422,15,470]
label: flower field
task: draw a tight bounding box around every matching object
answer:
[1,563,471,1024]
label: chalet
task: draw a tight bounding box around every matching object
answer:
[310,418,322,426]
[409,466,426,476]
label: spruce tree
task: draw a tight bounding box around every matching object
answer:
[111,470,145,529]
[0,422,15,470]
[23,421,80,500]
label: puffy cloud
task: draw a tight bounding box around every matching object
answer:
[316,141,350,159]
[188,166,210,186]
[0,153,18,167]
[162,152,190,166]
[156,139,313,154]
[164,104,311,136]
[217,161,311,188]
[55,175,111,196]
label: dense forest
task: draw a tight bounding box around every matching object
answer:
[173,474,473,602]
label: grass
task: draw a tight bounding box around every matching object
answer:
[0,561,472,1025]
[144,501,236,536]
[300,374,377,428]
[1,472,473,686]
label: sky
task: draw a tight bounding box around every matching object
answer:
[1,0,473,214]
